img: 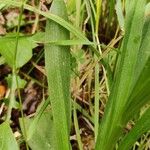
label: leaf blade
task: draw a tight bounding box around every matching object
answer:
[44,1,71,150]
[0,122,19,150]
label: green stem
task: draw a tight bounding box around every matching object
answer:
[6,0,29,149]
[73,101,83,150]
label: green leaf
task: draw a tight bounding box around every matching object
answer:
[123,57,150,121]
[67,0,76,15]
[27,99,50,140]
[6,74,27,90]
[33,32,94,45]
[145,2,150,17]
[96,0,146,149]
[118,107,150,150]
[44,1,71,150]
[28,111,54,150]
[0,122,19,150]
[0,34,37,68]
[123,13,150,121]
[134,14,150,81]
[115,0,124,31]
[0,4,6,10]
[20,106,54,150]
[0,0,100,57]
[0,56,5,65]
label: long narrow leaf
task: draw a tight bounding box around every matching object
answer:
[44,1,71,150]
[96,0,146,149]
[123,14,150,122]
[134,15,150,81]
[123,57,150,121]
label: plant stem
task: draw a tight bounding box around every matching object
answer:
[6,0,29,149]
[73,101,83,150]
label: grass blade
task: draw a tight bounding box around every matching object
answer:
[115,0,125,31]
[95,0,146,149]
[73,104,83,150]
[123,14,150,121]
[44,1,71,149]
[133,13,150,83]
[123,57,150,121]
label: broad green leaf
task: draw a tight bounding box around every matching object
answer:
[27,99,50,140]
[96,0,146,149]
[0,122,19,150]
[44,1,71,150]
[106,0,115,35]
[118,107,150,150]
[28,112,54,150]
[20,106,54,150]
[0,34,36,68]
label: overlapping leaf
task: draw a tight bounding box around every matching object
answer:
[96,0,147,149]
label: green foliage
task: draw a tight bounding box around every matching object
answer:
[96,0,150,149]
[0,56,5,65]
[0,34,36,68]
[20,104,54,150]
[0,0,100,57]
[6,74,26,90]
[121,2,150,122]
[0,122,19,150]
[0,4,6,10]
[115,0,124,31]
[28,111,54,150]
[44,1,71,150]
[0,0,149,149]
[26,99,50,140]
